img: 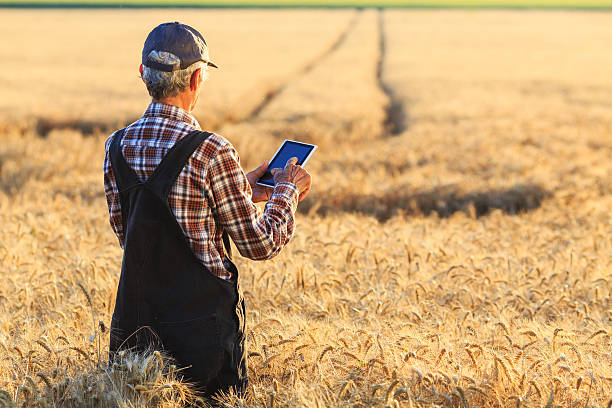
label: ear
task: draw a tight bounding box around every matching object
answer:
[190,68,201,91]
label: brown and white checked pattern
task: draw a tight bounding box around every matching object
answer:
[103,103,299,280]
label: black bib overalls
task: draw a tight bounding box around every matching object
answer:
[108,129,247,398]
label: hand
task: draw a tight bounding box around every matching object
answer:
[271,157,312,202]
[246,161,273,203]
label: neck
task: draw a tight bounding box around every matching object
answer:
[154,93,193,113]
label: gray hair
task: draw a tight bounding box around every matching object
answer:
[142,50,208,100]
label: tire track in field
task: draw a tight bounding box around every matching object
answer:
[377,9,407,136]
[299,183,551,222]
[242,11,361,123]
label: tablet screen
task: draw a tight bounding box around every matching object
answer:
[257,141,316,186]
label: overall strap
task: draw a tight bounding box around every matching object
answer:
[147,130,212,200]
[109,129,140,192]
[146,130,234,259]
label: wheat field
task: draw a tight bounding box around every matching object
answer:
[0,8,610,408]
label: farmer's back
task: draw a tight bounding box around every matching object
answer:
[103,22,311,398]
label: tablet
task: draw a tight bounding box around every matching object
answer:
[256,140,317,187]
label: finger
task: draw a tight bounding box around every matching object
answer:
[270,168,281,175]
[285,157,298,167]
[252,160,269,177]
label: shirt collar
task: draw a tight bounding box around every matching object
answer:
[142,102,201,130]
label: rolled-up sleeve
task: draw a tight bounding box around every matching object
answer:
[209,144,298,260]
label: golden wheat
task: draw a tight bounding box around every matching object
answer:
[0,7,611,408]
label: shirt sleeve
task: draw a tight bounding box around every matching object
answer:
[209,143,299,261]
[103,136,125,247]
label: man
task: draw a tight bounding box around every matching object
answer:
[103,22,311,398]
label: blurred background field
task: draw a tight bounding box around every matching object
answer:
[4,0,612,8]
[0,6,610,408]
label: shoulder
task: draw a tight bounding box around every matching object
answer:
[193,132,238,164]
[103,128,125,174]
[104,124,134,153]
[104,130,119,152]
[105,117,144,152]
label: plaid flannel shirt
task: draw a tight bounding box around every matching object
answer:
[103,102,299,280]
